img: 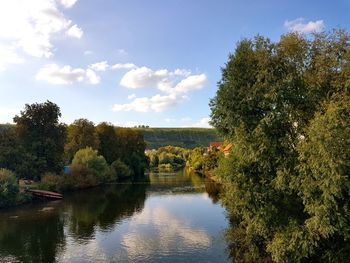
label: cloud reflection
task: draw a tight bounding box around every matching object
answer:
[121,203,211,261]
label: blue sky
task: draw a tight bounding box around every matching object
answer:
[0,0,349,127]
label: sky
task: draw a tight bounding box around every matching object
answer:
[0,0,349,127]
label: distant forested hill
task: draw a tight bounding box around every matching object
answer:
[134,128,222,149]
[0,124,221,149]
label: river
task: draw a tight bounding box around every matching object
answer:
[0,169,230,263]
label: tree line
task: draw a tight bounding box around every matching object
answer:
[0,101,148,207]
[147,145,222,174]
[210,29,350,262]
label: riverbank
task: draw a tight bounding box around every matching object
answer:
[0,174,143,210]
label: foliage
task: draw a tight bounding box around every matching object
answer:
[116,127,148,177]
[72,147,108,179]
[96,122,119,164]
[187,147,206,172]
[110,159,133,180]
[13,101,66,180]
[210,30,350,262]
[146,146,188,171]
[64,119,100,162]
[0,127,23,173]
[0,169,19,208]
[39,173,62,192]
[203,148,223,171]
[1,103,149,198]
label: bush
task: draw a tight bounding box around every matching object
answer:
[72,147,108,179]
[39,173,62,192]
[65,164,99,190]
[0,168,19,208]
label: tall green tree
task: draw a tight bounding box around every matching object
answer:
[210,30,350,262]
[115,128,148,177]
[13,101,66,180]
[64,118,100,162]
[96,122,119,164]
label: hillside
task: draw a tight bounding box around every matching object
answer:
[134,128,222,149]
[0,124,222,149]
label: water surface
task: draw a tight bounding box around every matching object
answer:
[0,169,230,263]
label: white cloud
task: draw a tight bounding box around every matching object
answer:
[284,18,325,33]
[85,68,100,84]
[66,24,83,39]
[119,66,199,94]
[127,93,137,100]
[112,93,177,113]
[191,117,212,128]
[174,68,191,77]
[36,64,100,85]
[0,45,24,71]
[114,65,206,113]
[174,74,207,93]
[36,64,85,84]
[120,67,169,89]
[58,0,78,8]
[89,61,109,71]
[111,63,137,70]
[0,0,81,63]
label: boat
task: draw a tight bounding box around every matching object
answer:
[27,189,63,200]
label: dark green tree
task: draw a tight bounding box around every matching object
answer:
[64,118,99,162]
[115,128,148,177]
[13,101,66,180]
[96,122,119,164]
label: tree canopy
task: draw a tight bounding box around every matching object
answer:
[13,101,66,180]
[64,118,100,162]
[210,30,350,262]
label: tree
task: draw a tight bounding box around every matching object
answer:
[115,128,148,177]
[96,122,119,164]
[13,101,66,180]
[210,30,350,262]
[72,147,107,179]
[65,119,99,162]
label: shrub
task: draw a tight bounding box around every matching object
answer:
[66,164,99,190]
[39,173,62,192]
[72,147,108,179]
[0,168,19,208]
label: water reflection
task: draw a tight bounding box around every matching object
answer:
[0,169,229,263]
[0,203,65,262]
